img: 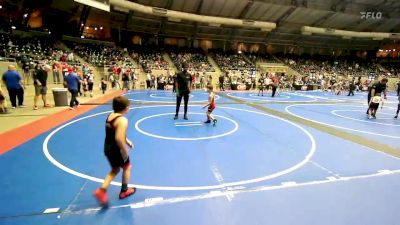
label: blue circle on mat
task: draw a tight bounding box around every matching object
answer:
[46,105,314,188]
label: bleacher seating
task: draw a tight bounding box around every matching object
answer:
[0,33,60,62]
[169,48,215,72]
[211,50,255,72]
[131,46,169,72]
[67,42,129,67]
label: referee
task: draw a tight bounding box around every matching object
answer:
[174,63,192,120]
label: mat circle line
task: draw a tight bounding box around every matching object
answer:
[43,105,316,191]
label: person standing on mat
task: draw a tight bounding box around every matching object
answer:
[368,95,381,119]
[174,63,192,120]
[94,96,135,207]
[203,84,217,126]
[366,78,387,115]
[347,80,356,96]
[271,75,279,97]
[394,95,399,119]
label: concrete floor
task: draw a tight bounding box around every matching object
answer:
[0,82,118,134]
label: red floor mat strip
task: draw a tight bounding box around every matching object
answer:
[0,91,123,155]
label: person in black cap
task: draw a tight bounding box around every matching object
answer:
[174,63,192,120]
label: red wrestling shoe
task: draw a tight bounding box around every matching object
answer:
[119,187,136,199]
[94,188,108,206]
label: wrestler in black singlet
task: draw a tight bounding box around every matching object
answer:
[104,115,129,168]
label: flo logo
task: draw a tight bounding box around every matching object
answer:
[360,12,383,19]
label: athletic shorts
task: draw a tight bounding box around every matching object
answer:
[0,94,5,101]
[208,106,215,113]
[104,144,130,168]
[34,85,47,95]
[369,103,379,110]
[88,82,94,91]
[105,150,130,168]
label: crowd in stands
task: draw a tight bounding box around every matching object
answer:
[246,53,276,64]
[0,33,61,62]
[277,53,383,78]
[380,62,400,77]
[169,48,214,72]
[131,46,169,72]
[67,42,129,67]
[212,51,255,72]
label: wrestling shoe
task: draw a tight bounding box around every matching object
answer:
[94,188,108,206]
[119,187,136,199]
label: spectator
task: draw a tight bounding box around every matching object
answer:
[109,74,116,89]
[87,70,94,97]
[0,84,9,113]
[146,72,151,89]
[23,62,31,85]
[52,62,61,84]
[122,72,130,91]
[100,78,107,94]
[131,71,137,90]
[33,64,51,110]
[64,69,81,109]
[271,76,279,97]
[219,73,225,91]
[67,52,74,62]
[2,65,25,108]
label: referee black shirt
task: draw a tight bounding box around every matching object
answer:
[369,81,386,95]
[176,70,191,94]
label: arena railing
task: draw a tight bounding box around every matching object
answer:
[0,57,17,62]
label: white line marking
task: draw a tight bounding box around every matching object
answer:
[144,197,164,204]
[378,170,393,175]
[150,93,194,99]
[43,105,316,191]
[227,92,317,103]
[326,176,337,181]
[175,124,203,127]
[285,104,400,139]
[226,186,246,191]
[310,161,340,178]
[281,181,297,186]
[43,208,60,214]
[331,109,400,127]
[211,165,234,201]
[61,169,400,214]
[135,112,239,141]
[174,121,203,125]
[288,92,344,102]
[249,93,291,99]
[125,91,220,103]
